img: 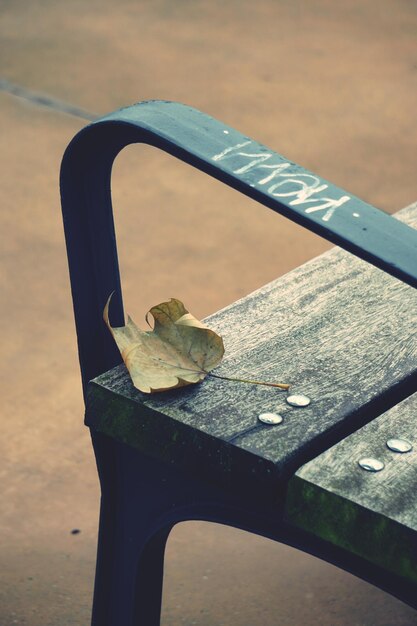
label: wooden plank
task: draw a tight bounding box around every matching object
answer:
[285,392,417,584]
[86,203,417,505]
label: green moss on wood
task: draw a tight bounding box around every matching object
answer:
[286,475,417,584]
[85,382,283,508]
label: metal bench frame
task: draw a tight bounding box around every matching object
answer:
[60,101,417,625]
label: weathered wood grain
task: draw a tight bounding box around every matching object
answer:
[86,203,417,505]
[285,392,417,584]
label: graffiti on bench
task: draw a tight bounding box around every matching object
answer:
[213,140,351,222]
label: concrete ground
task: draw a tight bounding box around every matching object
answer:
[1,1,417,624]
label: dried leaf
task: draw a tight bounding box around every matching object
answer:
[104,295,225,393]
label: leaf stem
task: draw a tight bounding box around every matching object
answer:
[208,372,290,390]
[149,355,290,390]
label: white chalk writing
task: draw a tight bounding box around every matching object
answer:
[212,141,350,221]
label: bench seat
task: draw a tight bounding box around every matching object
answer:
[85,203,417,510]
[286,390,417,586]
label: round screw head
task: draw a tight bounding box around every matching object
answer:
[286,394,311,407]
[386,438,413,453]
[258,412,283,425]
[358,457,384,472]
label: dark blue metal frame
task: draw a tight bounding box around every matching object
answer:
[90,436,416,625]
[60,101,417,625]
[60,100,417,395]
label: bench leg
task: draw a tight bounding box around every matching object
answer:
[90,434,175,626]
[89,432,281,625]
[92,512,172,626]
[132,525,173,625]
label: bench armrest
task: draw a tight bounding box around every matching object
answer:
[60,100,417,395]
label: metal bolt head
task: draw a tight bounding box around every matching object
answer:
[358,457,385,472]
[258,412,283,425]
[286,394,311,407]
[386,438,413,453]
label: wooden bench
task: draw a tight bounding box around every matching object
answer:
[60,101,417,625]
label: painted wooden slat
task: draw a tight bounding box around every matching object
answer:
[85,203,417,505]
[285,391,417,584]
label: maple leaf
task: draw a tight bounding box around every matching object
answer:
[104,295,225,393]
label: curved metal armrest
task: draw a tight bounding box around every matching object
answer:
[60,100,417,397]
